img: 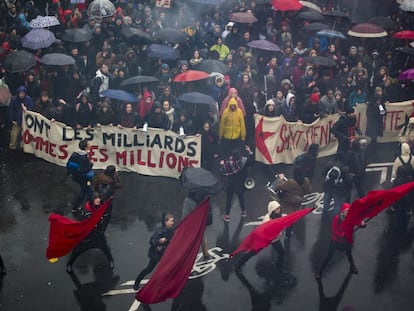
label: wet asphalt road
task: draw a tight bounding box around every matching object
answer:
[0,142,414,311]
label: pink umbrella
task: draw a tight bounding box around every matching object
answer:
[398,68,414,80]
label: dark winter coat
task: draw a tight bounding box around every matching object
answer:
[365,95,385,139]
[8,86,34,126]
[148,219,174,260]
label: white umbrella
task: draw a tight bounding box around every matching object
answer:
[29,15,60,28]
[87,0,116,20]
[299,1,322,13]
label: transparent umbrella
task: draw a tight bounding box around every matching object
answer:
[87,0,116,20]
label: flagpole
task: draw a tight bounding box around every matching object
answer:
[352,217,372,232]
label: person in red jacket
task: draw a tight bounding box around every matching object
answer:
[316,205,366,279]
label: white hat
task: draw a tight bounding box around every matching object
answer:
[263,201,280,222]
[226,22,235,29]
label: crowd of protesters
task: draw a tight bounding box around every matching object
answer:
[0,0,414,160]
[1,1,414,299]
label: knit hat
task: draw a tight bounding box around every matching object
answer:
[310,93,320,104]
[263,201,281,222]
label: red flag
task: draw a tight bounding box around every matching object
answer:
[231,208,313,257]
[136,198,209,304]
[344,181,414,226]
[45,200,112,259]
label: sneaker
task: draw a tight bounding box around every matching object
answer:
[351,266,358,274]
[72,207,82,213]
[223,214,230,222]
[66,264,73,274]
[202,255,212,262]
[235,264,242,274]
[133,280,141,291]
[241,211,247,218]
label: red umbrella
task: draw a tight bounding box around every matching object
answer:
[173,70,209,82]
[398,68,414,80]
[347,23,387,38]
[392,30,414,40]
[272,0,303,11]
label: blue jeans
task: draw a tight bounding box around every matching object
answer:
[323,191,345,216]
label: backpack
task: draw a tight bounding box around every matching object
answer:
[66,153,80,176]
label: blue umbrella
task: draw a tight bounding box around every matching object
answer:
[146,44,180,60]
[101,89,138,102]
[317,29,346,39]
[21,29,56,50]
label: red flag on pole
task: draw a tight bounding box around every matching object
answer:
[45,199,112,259]
[231,208,313,257]
[136,198,210,304]
[344,181,414,226]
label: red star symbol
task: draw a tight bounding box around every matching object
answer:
[255,117,275,164]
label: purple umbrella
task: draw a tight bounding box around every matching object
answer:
[21,29,56,50]
[398,68,414,80]
[247,40,281,51]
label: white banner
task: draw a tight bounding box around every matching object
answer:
[254,100,414,164]
[22,111,201,179]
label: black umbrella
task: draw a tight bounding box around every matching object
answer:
[121,26,151,39]
[153,28,187,43]
[297,10,325,21]
[4,50,36,73]
[369,16,396,30]
[323,10,350,18]
[177,92,215,105]
[395,47,414,57]
[101,89,138,102]
[120,75,159,87]
[303,22,330,31]
[40,53,76,66]
[60,28,93,42]
[180,167,223,195]
[304,56,336,67]
[194,59,229,74]
[146,44,180,60]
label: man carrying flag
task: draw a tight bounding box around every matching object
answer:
[230,207,313,268]
[235,201,286,272]
[316,205,366,280]
[316,180,414,279]
[45,195,113,273]
[136,199,210,304]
